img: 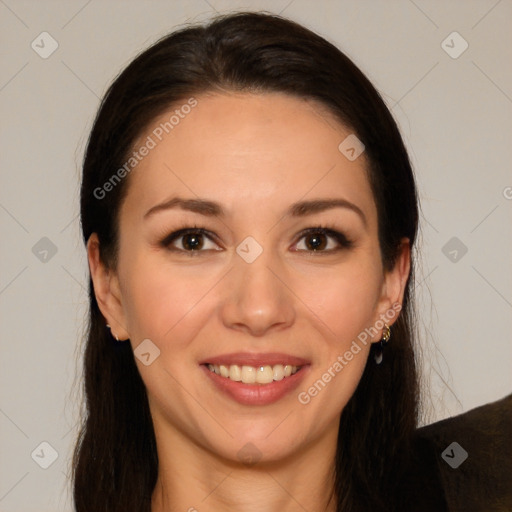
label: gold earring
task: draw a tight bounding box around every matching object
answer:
[382,324,391,343]
[374,324,391,365]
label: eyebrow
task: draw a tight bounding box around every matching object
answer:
[144,196,367,226]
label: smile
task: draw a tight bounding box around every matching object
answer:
[207,363,301,384]
[200,352,310,405]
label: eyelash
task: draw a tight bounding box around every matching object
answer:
[159,224,354,255]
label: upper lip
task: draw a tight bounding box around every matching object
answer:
[200,352,310,367]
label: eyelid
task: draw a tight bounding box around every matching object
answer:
[292,226,354,253]
[160,227,222,252]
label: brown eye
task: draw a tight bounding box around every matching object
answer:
[160,228,221,253]
[294,227,353,253]
[305,232,328,251]
[181,232,204,250]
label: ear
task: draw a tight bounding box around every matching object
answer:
[87,233,130,340]
[371,237,411,342]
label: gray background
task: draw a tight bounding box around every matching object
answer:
[0,0,511,510]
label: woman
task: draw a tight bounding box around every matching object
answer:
[72,11,501,512]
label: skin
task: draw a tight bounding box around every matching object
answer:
[88,92,410,512]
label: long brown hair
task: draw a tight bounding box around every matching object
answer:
[74,11,420,511]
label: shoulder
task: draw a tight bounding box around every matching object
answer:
[399,393,512,512]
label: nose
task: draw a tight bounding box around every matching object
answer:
[219,250,296,337]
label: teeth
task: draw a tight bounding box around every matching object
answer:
[256,365,273,384]
[207,363,300,384]
[273,364,284,381]
[241,365,256,383]
[229,364,242,381]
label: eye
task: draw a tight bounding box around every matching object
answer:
[159,225,353,255]
[160,227,221,254]
[293,226,354,253]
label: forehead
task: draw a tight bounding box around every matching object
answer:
[122,92,376,223]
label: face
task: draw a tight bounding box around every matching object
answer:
[89,92,409,465]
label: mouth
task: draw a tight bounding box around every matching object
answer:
[205,363,302,384]
[199,353,310,405]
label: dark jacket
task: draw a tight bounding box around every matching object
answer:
[399,393,512,511]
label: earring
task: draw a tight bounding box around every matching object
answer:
[106,323,120,342]
[374,324,391,365]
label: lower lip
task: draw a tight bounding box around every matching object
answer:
[201,364,310,406]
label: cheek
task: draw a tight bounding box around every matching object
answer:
[119,254,221,344]
[291,263,380,424]
[293,258,382,345]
